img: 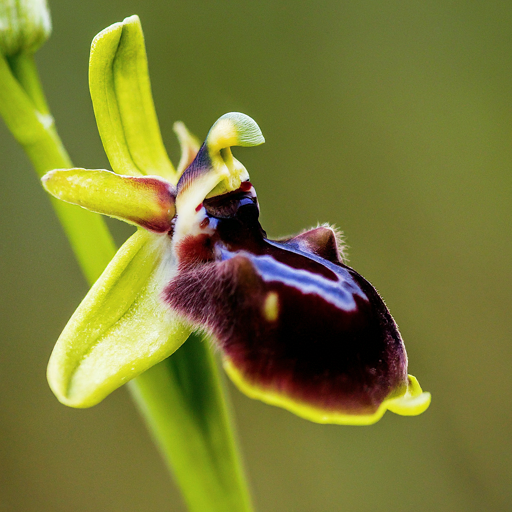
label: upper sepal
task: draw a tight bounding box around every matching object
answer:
[47,229,192,408]
[42,168,176,233]
[89,15,175,181]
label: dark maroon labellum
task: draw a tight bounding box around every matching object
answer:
[166,186,408,415]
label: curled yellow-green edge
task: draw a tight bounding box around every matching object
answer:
[225,361,431,425]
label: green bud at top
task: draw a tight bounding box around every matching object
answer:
[0,0,51,56]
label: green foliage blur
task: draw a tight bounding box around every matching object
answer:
[1,1,511,510]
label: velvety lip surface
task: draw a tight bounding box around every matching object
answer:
[166,188,408,415]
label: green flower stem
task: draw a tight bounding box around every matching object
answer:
[8,53,50,116]
[0,52,115,282]
[131,334,253,512]
[0,53,253,512]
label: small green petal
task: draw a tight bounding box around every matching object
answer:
[173,121,201,177]
[42,168,175,233]
[47,229,191,408]
[89,15,175,181]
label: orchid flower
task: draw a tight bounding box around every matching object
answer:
[42,15,430,426]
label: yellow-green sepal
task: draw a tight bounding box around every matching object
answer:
[224,360,431,425]
[89,15,175,181]
[47,229,192,408]
[42,168,175,232]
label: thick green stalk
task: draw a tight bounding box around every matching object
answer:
[130,334,253,512]
[0,53,253,512]
[0,52,115,282]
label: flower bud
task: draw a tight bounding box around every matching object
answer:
[0,0,51,56]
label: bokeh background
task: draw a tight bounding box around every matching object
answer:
[1,1,511,511]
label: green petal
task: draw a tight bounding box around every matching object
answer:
[47,229,191,408]
[89,15,176,181]
[42,168,175,233]
[173,121,201,177]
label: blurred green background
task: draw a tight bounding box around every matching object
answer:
[1,1,511,511]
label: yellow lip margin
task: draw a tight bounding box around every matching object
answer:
[224,359,431,425]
